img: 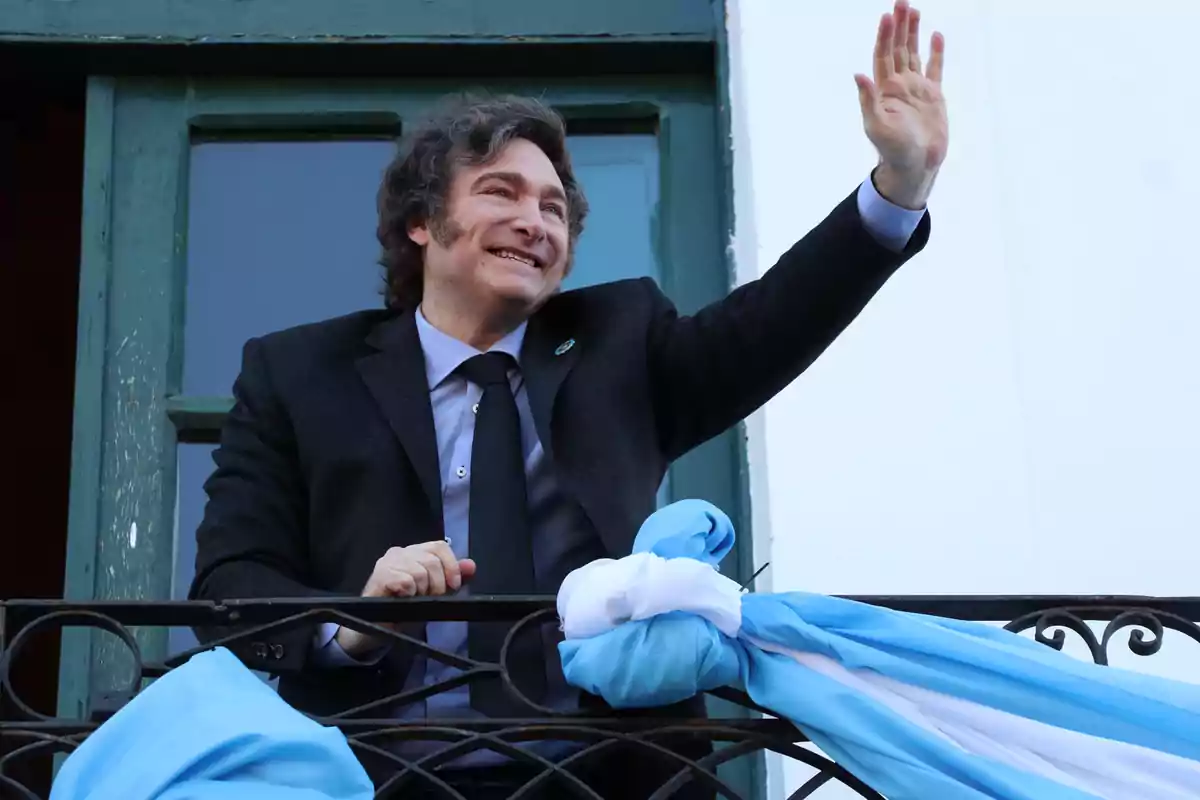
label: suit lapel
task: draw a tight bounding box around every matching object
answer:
[356,311,443,525]
[522,304,631,556]
[516,309,591,677]
[521,307,581,463]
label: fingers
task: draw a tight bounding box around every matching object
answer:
[893,2,910,73]
[907,8,922,74]
[369,541,468,599]
[414,552,446,595]
[422,541,462,591]
[379,569,417,597]
[879,2,936,79]
[855,74,879,118]
[366,548,406,597]
[873,12,895,84]
[926,30,945,83]
[458,558,477,581]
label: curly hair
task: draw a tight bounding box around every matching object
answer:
[375,92,589,311]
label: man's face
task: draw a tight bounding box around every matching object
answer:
[410,138,571,320]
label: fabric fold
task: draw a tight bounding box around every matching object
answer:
[50,648,373,800]
[557,499,1200,800]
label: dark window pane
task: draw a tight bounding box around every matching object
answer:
[561,134,660,290]
[182,140,397,396]
[182,135,662,396]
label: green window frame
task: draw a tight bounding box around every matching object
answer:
[61,73,755,790]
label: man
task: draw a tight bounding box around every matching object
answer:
[190,2,948,796]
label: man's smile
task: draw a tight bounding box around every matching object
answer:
[487,246,544,270]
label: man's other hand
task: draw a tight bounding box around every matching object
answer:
[855,0,949,209]
[335,542,477,657]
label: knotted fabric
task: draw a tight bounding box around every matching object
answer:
[557,499,1200,800]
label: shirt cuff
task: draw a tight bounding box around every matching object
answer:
[856,173,926,252]
[310,622,391,668]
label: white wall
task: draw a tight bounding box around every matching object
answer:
[726,1,1200,796]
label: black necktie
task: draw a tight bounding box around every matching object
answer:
[456,352,546,715]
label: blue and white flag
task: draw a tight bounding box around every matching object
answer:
[557,499,1200,799]
[50,647,373,800]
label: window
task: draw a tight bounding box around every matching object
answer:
[65,76,742,723]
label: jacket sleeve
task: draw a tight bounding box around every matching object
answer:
[646,185,930,461]
[188,335,334,675]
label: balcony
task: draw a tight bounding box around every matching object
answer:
[3,594,1198,799]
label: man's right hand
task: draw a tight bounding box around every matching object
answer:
[335,541,477,657]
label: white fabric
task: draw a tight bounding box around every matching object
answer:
[753,638,1200,800]
[556,552,743,639]
[558,549,1200,800]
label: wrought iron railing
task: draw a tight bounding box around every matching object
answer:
[2,595,1198,799]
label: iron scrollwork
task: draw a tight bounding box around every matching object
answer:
[1003,605,1200,666]
[2,595,1197,799]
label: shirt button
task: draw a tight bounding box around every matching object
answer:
[456,466,466,478]
[472,403,479,415]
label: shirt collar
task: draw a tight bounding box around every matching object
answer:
[414,306,526,390]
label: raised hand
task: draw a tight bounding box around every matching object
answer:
[855,1,948,209]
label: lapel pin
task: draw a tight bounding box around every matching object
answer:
[554,338,575,356]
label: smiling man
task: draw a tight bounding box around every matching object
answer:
[190,3,948,796]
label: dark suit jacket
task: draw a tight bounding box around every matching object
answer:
[189,187,930,721]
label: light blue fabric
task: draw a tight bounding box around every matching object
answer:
[632,498,735,566]
[560,611,742,708]
[558,499,1200,800]
[51,648,373,800]
[741,592,1200,764]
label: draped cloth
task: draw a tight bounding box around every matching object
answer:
[50,647,373,800]
[557,500,1200,800]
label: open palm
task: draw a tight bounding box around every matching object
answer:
[856,1,948,176]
